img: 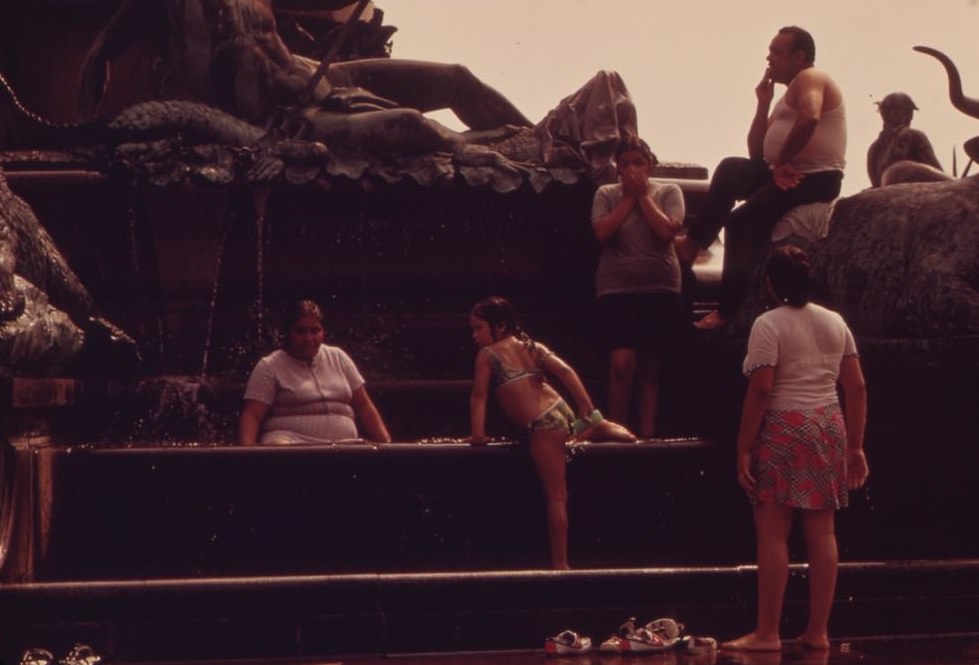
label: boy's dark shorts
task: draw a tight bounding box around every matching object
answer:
[595,292,686,356]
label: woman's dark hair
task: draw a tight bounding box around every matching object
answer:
[471,296,534,346]
[614,135,658,167]
[280,299,324,338]
[766,245,812,306]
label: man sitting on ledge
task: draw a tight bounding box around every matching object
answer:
[674,25,846,330]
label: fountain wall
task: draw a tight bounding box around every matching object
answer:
[1,151,978,665]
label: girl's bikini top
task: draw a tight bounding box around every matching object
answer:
[481,345,550,390]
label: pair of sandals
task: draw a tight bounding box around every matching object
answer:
[19,644,101,665]
[546,617,717,656]
[600,617,717,655]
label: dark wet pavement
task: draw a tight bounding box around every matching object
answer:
[120,635,979,665]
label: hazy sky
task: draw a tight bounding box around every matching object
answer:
[382,0,979,195]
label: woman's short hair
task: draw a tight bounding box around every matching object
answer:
[766,245,812,306]
[614,135,658,167]
[280,299,324,337]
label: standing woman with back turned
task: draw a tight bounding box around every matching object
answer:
[723,245,868,652]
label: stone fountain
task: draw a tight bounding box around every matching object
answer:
[0,1,977,661]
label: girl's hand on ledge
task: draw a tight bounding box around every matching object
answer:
[415,437,472,445]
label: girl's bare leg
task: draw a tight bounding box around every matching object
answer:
[528,430,570,570]
[798,509,837,649]
[723,501,792,651]
[580,419,637,442]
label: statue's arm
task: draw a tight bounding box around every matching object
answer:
[910,130,944,172]
[77,0,146,119]
[866,139,883,187]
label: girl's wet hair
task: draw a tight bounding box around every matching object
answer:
[280,299,324,337]
[614,135,658,167]
[766,245,812,306]
[471,296,534,346]
[471,296,520,334]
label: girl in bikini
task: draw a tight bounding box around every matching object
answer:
[467,296,635,569]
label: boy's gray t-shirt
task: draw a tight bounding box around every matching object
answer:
[592,180,685,296]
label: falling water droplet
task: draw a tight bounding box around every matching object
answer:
[200,215,234,380]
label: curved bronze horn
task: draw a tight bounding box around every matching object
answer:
[914,45,979,120]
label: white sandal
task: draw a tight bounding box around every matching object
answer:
[545,629,592,655]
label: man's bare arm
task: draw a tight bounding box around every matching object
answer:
[747,69,775,158]
[771,68,831,167]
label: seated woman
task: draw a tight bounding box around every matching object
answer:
[238,299,391,445]
[467,296,635,569]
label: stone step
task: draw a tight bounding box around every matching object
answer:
[2,439,742,583]
[1,559,978,663]
[5,431,979,586]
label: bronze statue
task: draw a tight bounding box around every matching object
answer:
[0,167,139,374]
[272,0,397,61]
[74,0,639,187]
[77,0,533,155]
[866,92,946,187]
[914,45,979,173]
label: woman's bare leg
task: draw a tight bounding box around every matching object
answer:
[723,501,792,651]
[528,429,570,570]
[799,509,837,649]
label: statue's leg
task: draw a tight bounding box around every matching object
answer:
[301,107,465,152]
[880,160,953,186]
[326,59,532,129]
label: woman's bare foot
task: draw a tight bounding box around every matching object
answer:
[795,634,830,650]
[693,310,730,330]
[721,632,782,652]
